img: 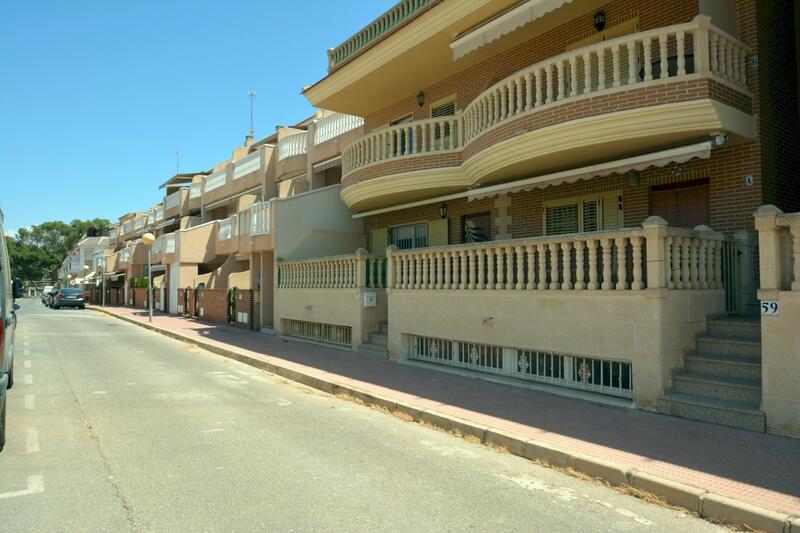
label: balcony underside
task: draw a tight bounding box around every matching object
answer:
[341,98,754,212]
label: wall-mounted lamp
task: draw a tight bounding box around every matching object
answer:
[672,164,683,177]
[416,91,425,107]
[439,202,448,219]
[627,169,641,187]
[593,11,607,32]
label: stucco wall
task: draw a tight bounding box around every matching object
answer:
[387,288,724,407]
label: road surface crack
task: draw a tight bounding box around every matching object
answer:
[52,340,144,532]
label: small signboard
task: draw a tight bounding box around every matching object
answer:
[760,300,780,316]
[363,291,377,308]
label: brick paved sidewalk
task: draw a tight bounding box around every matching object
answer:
[93,305,800,517]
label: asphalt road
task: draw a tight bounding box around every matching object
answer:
[0,299,724,532]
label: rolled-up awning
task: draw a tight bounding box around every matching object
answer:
[468,141,713,201]
[451,0,573,61]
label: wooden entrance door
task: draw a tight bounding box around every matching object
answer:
[651,178,710,228]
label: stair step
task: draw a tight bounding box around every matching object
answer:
[658,392,765,432]
[358,342,388,358]
[695,335,761,358]
[705,316,761,342]
[685,353,762,381]
[369,332,388,346]
[672,373,761,404]
[379,322,389,334]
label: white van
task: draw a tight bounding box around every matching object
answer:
[0,208,23,450]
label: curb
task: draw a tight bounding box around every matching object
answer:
[90,306,798,532]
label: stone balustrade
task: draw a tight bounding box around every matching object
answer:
[341,17,751,178]
[755,206,800,292]
[165,190,182,209]
[385,218,724,292]
[314,112,364,145]
[154,206,164,221]
[233,151,262,179]
[249,201,271,235]
[277,132,308,162]
[327,0,438,71]
[278,249,386,289]
[189,182,202,199]
[205,170,226,192]
[217,217,235,241]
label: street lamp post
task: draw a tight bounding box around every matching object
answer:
[141,233,156,323]
[101,258,106,308]
[82,264,89,294]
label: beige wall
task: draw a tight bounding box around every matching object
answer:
[274,288,388,349]
[387,289,724,408]
[759,291,800,437]
[177,222,217,264]
[274,184,365,260]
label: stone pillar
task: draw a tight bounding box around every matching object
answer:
[754,205,783,292]
[642,216,668,289]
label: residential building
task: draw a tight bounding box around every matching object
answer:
[293,0,800,433]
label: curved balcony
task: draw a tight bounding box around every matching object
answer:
[340,16,754,212]
[277,131,308,181]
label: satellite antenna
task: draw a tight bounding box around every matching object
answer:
[247,90,256,140]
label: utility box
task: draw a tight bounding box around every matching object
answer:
[363,291,376,308]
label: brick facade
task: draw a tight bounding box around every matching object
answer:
[354,0,800,240]
[197,288,228,324]
[233,289,255,330]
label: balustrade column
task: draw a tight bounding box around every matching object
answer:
[659,34,669,80]
[459,251,468,289]
[698,239,709,289]
[597,49,606,90]
[525,244,535,290]
[627,41,638,85]
[443,252,451,290]
[672,237,683,289]
[569,56,578,97]
[477,249,486,290]
[612,45,621,88]
[469,250,478,290]
[546,65,554,104]
[631,236,644,290]
[601,239,613,290]
[714,240,723,290]
[615,237,628,290]
[524,72,533,110]
[504,247,514,289]
[792,224,800,291]
[643,37,653,81]
[680,238,691,288]
[587,240,599,290]
[690,238,700,289]
[495,248,505,289]
[574,241,585,290]
[677,31,687,76]
[515,78,523,115]
[515,245,525,290]
[436,252,443,289]
[537,244,547,290]
[549,243,560,290]
[535,68,544,107]
[557,61,566,100]
[562,242,573,290]
[414,253,422,290]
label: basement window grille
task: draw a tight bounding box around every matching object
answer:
[407,335,632,398]
[283,319,352,348]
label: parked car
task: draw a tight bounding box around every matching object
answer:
[53,288,85,309]
[0,209,23,451]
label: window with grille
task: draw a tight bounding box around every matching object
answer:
[431,98,456,140]
[391,223,428,250]
[543,192,621,236]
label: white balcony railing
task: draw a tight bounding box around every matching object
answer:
[233,151,262,179]
[314,113,364,145]
[164,233,176,254]
[121,248,131,263]
[133,217,145,230]
[108,228,118,239]
[154,206,164,221]
[278,251,385,289]
[147,212,155,226]
[277,131,308,162]
[189,182,202,199]
[385,221,725,292]
[122,221,133,235]
[249,201,271,235]
[205,170,226,192]
[217,218,234,241]
[342,17,751,176]
[151,236,161,255]
[165,190,182,209]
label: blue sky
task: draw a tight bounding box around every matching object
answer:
[0,0,395,234]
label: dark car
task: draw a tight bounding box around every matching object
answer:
[53,288,85,309]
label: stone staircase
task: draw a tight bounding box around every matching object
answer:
[358,321,389,358]
[658,315,765,432]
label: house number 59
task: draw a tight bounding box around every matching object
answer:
[760,300,780,316]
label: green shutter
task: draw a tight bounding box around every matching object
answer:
[601,192,622,230]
